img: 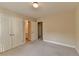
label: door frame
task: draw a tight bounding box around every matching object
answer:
[38,22,43,40]
[28,21,31,41]
[24,20,31,42]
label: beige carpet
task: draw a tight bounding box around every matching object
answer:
[0,40,79,56]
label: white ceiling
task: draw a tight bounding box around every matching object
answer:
[0,2,79,17]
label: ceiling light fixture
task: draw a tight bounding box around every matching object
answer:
[32,2,39,8]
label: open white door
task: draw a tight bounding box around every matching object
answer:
[31,21,38,41]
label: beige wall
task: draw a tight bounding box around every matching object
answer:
[43,11,76,48]
[75,6,79,53]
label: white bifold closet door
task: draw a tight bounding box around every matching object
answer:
[1,13,12,52]
[0,13,24,52]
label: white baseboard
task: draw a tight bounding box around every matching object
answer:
[43,40,75,48]
[75,48,79,54]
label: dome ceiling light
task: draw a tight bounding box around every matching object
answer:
[32,2,39,8]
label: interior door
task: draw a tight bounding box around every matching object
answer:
[31,21,38,41]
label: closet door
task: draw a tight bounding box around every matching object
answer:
[12,16,24,47]
[31,21,38,41]
[0,13,24,52]
[1,13,12,52]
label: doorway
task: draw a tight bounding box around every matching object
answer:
[24,20,31,42]
[38,22,43,40]
[24,19,38,42]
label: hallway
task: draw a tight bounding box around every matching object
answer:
[0,40,78,56]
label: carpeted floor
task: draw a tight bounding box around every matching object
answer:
[0,40,79,56]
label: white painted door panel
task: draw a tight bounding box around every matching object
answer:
[1,14,12,52]
[0,12,24,52]
[31,21,38,41]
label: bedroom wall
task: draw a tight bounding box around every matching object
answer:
[43,11,76,48]
[75,6,79,53]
